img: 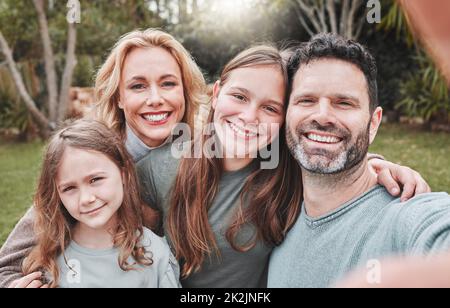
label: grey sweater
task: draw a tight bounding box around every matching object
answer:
[136,144,271,288]
[268,186,450,288]
[0,208,35,288]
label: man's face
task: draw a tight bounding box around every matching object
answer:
[286,58,382,174]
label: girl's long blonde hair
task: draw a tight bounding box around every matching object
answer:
[167,46,303,278]
[22,119,156,287]
[94,28,207,137]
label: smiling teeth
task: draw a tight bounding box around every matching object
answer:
[307,133,340,144]
[228,122,258,138]
[143,113,169,122]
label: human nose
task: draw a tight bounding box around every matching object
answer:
[311,98,337,126]
[145,86,164,107]
[79,187,96,206]
[238,103,259,125]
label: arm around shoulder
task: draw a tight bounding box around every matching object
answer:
[0,207,37,288]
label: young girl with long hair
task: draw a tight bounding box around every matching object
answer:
[13,119,180,288]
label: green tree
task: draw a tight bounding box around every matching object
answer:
[380,0,450,123]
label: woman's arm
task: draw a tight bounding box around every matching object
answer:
[0,207,36,288]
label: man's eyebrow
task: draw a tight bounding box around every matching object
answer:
[333,94,361,103]
[290,93,317,101]
[290,93,361,103]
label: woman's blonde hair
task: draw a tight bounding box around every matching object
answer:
[94,28,207,136]
[22,119,156,287]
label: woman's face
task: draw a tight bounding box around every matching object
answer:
[119,47,186,147]
[212,65,286,158]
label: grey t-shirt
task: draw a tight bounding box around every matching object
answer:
[136,144,272,288]
[56,228,181,288]
[268,185,450,288]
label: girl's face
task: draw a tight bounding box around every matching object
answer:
[119,47,186,147]
[56,147,124,231]
[212,65,286,158]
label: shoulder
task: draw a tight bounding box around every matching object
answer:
[137,144,179,170]
[392,192,450,219]
[137,144,180,181]
[141,228,180,281]
[388,192,450,246]
[141,227,172,260]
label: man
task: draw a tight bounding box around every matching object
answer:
[268,33,450,288]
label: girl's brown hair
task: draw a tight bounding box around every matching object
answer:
[22,119,156,287]
[167,45,303,278]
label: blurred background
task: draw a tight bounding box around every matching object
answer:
[0,0,449,245]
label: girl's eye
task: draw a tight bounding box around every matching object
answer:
[90,177,104,184]
[62,186,75,193]
[263,106,279,114]
[232,94,247,102]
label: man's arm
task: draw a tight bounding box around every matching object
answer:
[336,253,450,288]
[0,207,36,288]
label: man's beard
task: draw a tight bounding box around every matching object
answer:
[286,121,370,175]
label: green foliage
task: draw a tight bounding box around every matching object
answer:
[0,62,41,136]
[379,0,450,123]
[170,0,305,79]
[397,54,450,121]
[378,0,415,46]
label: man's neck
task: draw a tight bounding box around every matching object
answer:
[302,159,378,218]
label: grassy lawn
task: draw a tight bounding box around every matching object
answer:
[370,124,450,193]
[0,140,44,246]
[0,123,449,247]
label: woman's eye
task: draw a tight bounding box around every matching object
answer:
[131,84,146,90]
[162,81,177,87]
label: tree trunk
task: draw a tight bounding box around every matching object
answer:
[293,0,366,40]
[33,0,58,123]
[192,0,198,14]
[178,0,187,23]
[155,0,161,15]
[58,23,77,122]
[0,30,51,138]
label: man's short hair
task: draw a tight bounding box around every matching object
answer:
[288,33,379,112]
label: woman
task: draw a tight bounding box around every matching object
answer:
[0,28,206,288]
[95,28,207,162]
[136,45,431,288]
